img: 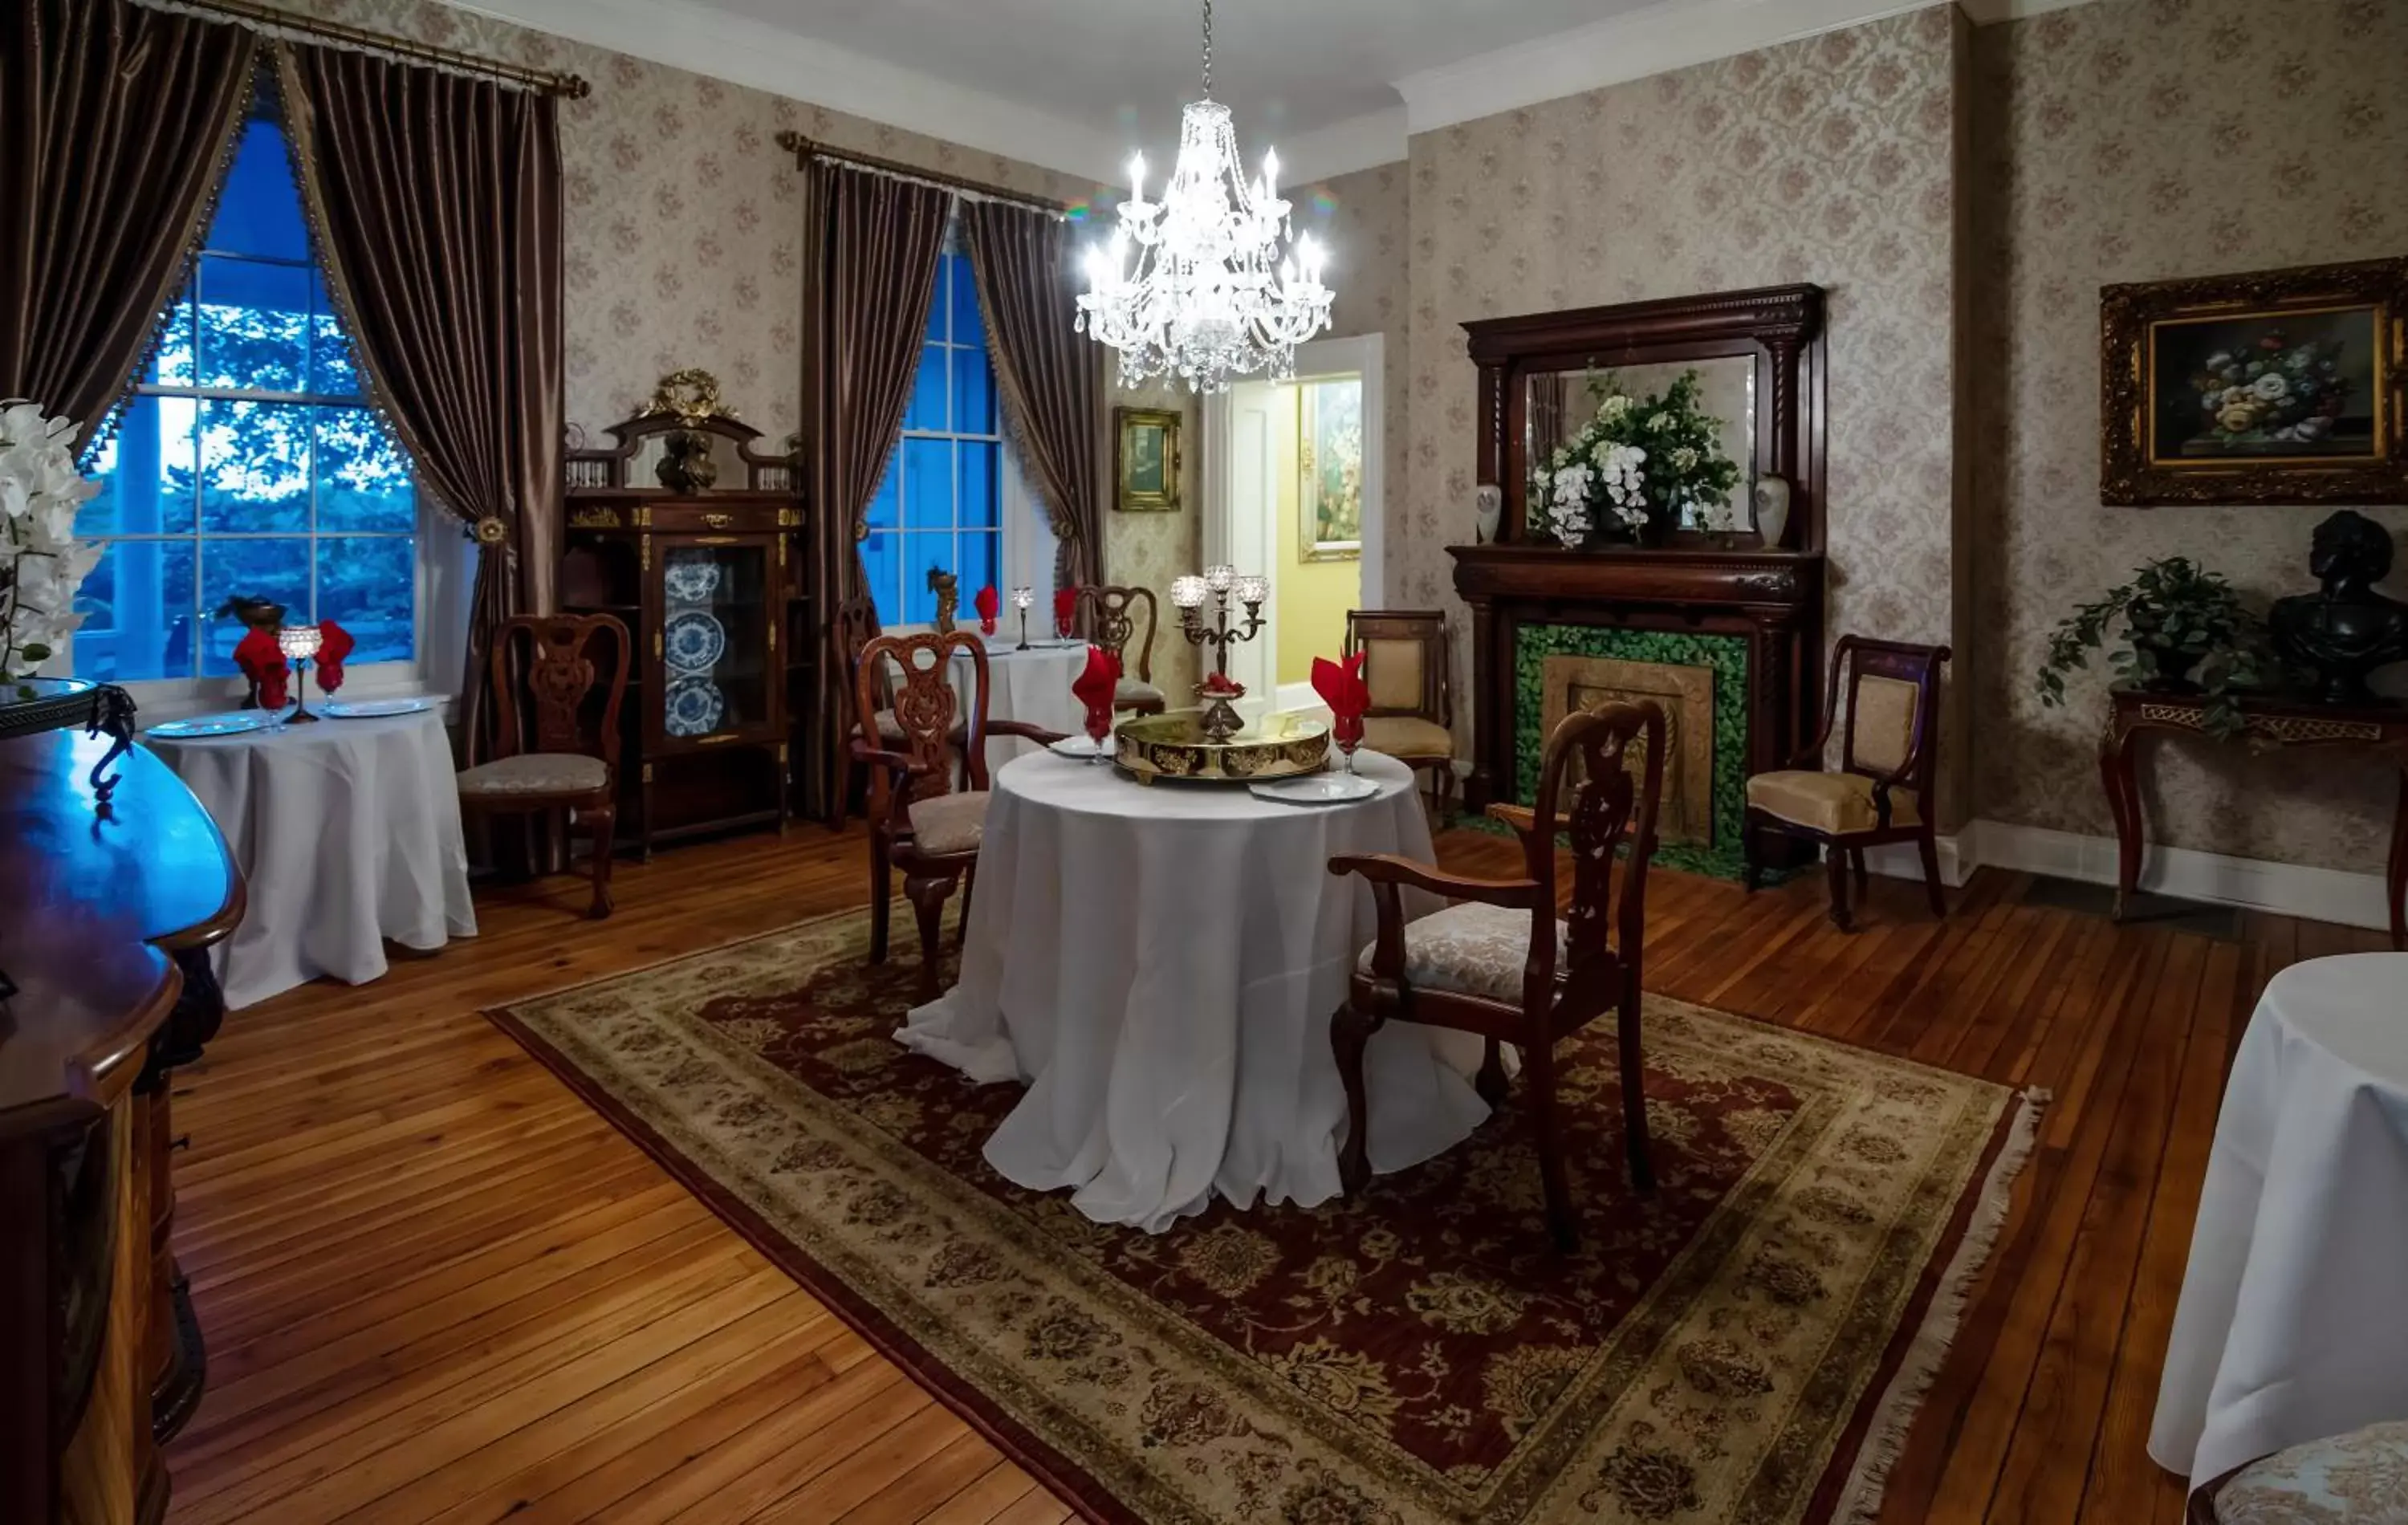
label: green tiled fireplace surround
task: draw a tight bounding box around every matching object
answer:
[1509,624,1753,881]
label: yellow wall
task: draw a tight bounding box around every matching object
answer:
[1273,383,1359,687]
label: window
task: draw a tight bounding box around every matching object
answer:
[858,226,1052,627]
[73,108,421,685]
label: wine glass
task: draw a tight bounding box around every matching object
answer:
[1083,698,1113,764]
[1332,711,1364,775]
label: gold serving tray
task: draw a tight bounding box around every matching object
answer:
[1113,708,1332,783]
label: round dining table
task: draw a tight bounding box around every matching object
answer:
[144,706,477,1010]
[884,639,1088,772]
[2150,952,2408,1489]
[899,746,1492,1232]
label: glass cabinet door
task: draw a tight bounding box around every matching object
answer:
[659,539,772,742]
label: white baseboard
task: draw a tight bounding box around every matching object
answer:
[1858,834,1974,889]
[1962,819,2395,934]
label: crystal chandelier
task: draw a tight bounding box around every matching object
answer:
[1076,0,1334,393]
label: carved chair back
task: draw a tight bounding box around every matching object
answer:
[853,631,995,816]
[1076,585,1156,683]
[490,613,629,774]
[1344,609,1451,726]
[1524,702,1664,993]
[836,591,886,706]
[1824,636,1950,795]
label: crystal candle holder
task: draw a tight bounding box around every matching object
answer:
[276,624,323,724]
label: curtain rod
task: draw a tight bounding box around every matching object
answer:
[153,0,591,97]
[775,132,1072,217]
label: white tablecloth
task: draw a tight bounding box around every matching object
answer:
[883,640,1087,775]
[2150,952,2408,1486]
[145,709,477,1010]
[900,748,1492,1231]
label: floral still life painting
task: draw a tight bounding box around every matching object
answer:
[2156,311,2374,460]
[1298,376,1365,561]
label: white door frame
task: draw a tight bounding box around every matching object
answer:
[1201,332,1385,710]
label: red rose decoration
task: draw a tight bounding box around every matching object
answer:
[315,620,356,693]
[974,585,999,636]
[1200,669,1245,697]
[1071,643,1120,746]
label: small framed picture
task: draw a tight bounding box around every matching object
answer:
[1114,407,1181,513]
[2101,258,2406,505]
[1297,377,1365,562]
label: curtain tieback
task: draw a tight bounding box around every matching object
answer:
[474,514,510,545]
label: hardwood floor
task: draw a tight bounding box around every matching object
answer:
[160,823,2389,1523]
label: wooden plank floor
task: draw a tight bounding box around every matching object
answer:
[159,824,2389,1523]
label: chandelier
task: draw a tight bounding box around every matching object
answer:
[1076,0,1333,393]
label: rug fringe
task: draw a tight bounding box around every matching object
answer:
[1828,1085,2052,1525]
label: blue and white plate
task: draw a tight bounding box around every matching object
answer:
[148,710,272,739]
[664,610,726,673]
[663,559,722,604]
[665,677,725,738]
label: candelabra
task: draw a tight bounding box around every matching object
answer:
[1010,586,1035,651]
[1171,564,1268,741]
[276,624,324,724]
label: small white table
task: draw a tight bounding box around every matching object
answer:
[144,708,477,1010]
[2150,952,2408,1487]
[899,748,1492,1232]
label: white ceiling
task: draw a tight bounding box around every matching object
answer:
[458,0,2093,183]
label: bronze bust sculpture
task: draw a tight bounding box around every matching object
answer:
[2270,510,2408,703]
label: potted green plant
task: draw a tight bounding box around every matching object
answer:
[2035,556,2268,738]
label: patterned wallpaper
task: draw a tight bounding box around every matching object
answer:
[1397,7,1972,813]
[1971,0,2408,871]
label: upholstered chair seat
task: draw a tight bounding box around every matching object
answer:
[2208,1421,2408,1523]
[1745,771,1922,835]
[907,791,990,856]
[1357,901,1567,1006]
[1361,714,1454,761]
[1116,677,1165,709]
[457,752,610,798]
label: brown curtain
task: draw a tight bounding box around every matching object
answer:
[275,43,563,765]
[800,162,950,823]
[0,0,255,430]
[959,198,1104,589]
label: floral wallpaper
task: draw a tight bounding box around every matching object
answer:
[1397,8,1972,814]
[1971,0,2408,871]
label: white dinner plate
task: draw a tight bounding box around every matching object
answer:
[1047,733,1117,758]
[322,696,437,718]
[1248,772,1381,806]
[148,711,273,738]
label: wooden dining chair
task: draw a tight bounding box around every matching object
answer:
[852,630,1064,1000]
[1742,635,1951,932]
[455,612,630,919]
[1329,701,1666,1250]
[1344,609,1456,824]
[1077,584,1166,714]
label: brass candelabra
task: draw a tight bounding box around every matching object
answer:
[1172,565,1268,741]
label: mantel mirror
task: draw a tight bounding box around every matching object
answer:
[1465,284,1826,553]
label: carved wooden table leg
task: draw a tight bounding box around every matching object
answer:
[2099,717,2146,922]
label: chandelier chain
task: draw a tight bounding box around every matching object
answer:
[1200,0,1212,96]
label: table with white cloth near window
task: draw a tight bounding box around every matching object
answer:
[899,747,1495,1232]
[144,708,477,1010]
[2149,952,2408,1490]
[883,640,1087,771]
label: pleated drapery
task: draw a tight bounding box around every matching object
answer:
[0,0,255,433]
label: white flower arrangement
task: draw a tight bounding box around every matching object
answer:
[1,401,103,683]
[1527,370,1742,547]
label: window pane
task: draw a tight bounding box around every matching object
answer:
[949,254,984,350]
[958,440,999,531]
[309,274,359,396]
[79,396,197,537]
[864,450,900,531]
[207,118,310,262]
[860,530,898,628]
[952,347,995,436]
[315,536,416,663]
[198,536,311,676]
[898,534,948,624]
[957,530,999,596]
[199,399,310,533]
[197,255,308,392]
[71,539,198,683]
[903,344,949,432]
[315,408,414,531]
[901,437,954,529]
[151,295,196,387]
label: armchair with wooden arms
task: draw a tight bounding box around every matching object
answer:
[1742,635,1951,932]
[852,631,1065,1000]
[1328,701,1666,1250]
[1077,584,1166,715]
[1344,609,1457,824]
[454,612,631,919]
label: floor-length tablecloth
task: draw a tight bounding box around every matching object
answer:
[2149,952,2408,1487]
[146,709,476,1009]
[901,749,1491,1231]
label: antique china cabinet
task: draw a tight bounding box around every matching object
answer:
[561,372,815,855]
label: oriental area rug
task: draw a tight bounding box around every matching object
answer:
[489,910,2040,1525]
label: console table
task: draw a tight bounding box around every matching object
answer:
[2098,687,2408,946]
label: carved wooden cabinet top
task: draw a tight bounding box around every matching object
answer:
[1462,283,1827,555]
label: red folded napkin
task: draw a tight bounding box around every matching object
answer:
[1312,651,1369,751]
[1071,643,1120,746]
[258,665,290,710]
[974,585,999,636]
[234,626,289,709]
[1053,588,1079,640]
[316,620,356,693]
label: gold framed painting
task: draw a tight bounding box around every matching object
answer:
[1296,377,1365,560]
[1113,407,1181,513]
[2101,257,2407,505]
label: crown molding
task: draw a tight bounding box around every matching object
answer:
[443,0,1122,185]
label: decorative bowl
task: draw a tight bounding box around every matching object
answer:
[1112,708,1330,784]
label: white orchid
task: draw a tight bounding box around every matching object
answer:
[2,401,101,680]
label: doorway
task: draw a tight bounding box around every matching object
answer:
[1202,333,1385,709]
